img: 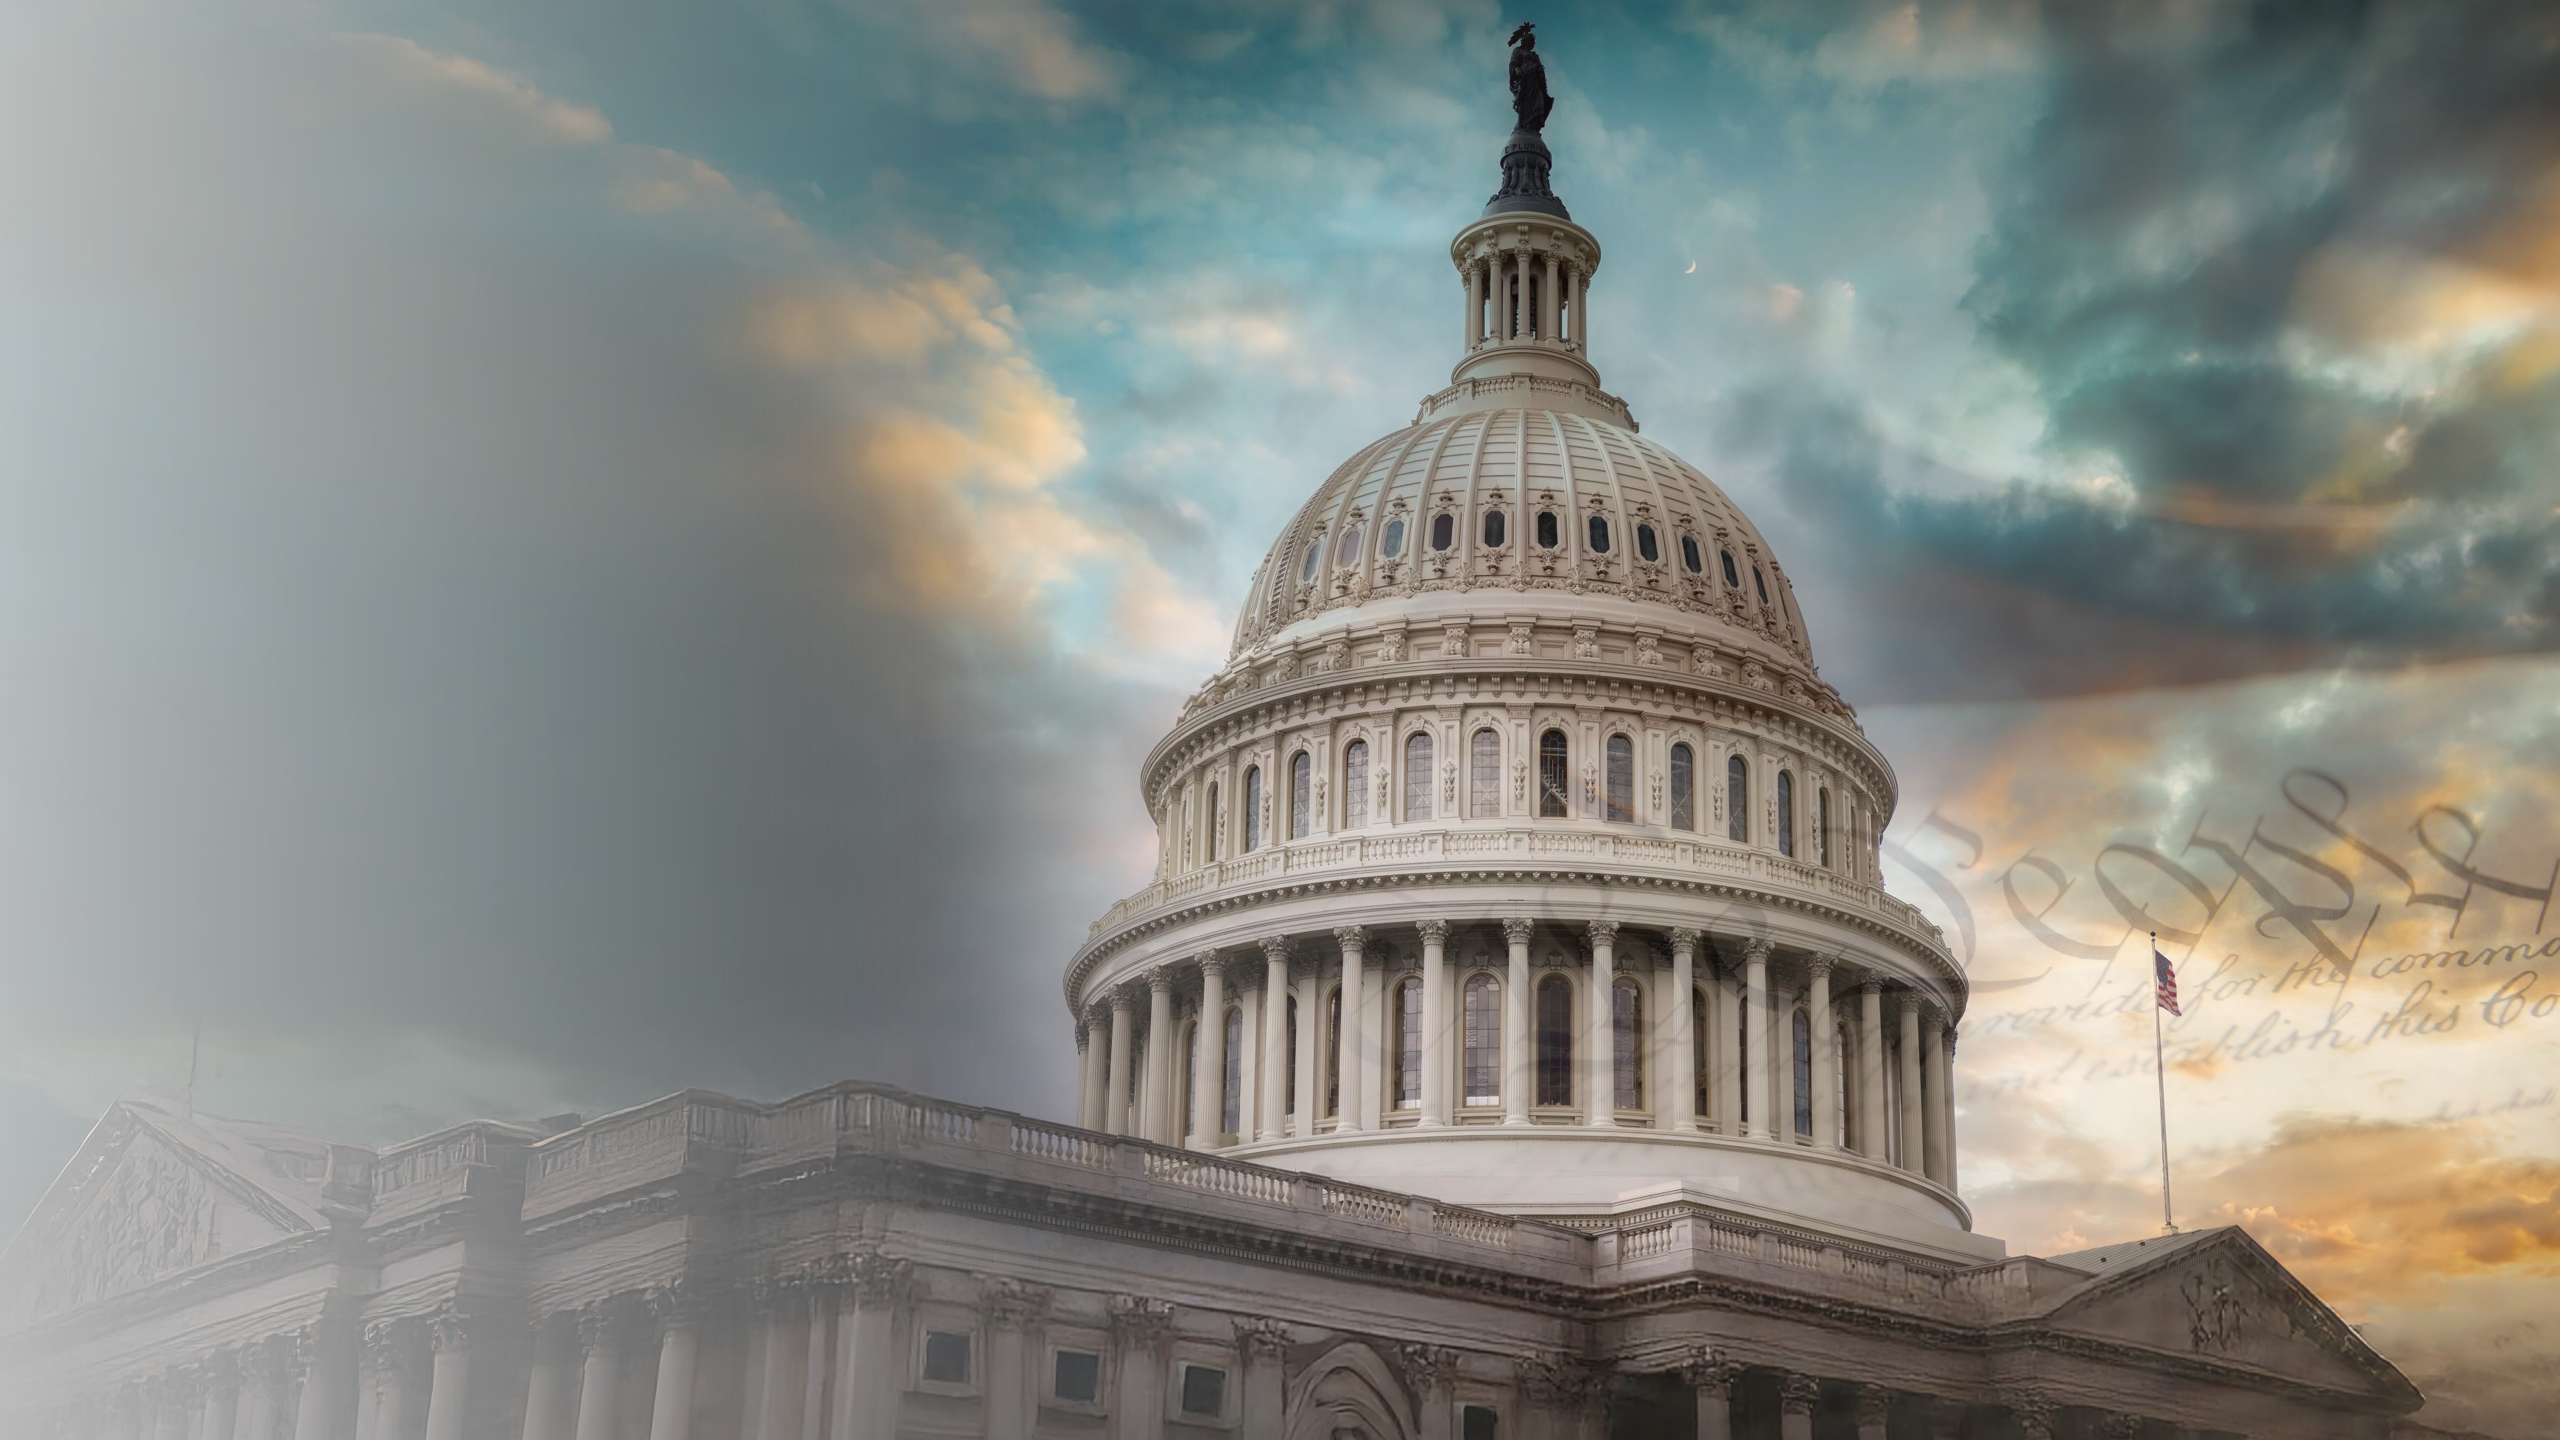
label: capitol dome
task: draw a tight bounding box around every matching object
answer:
[1063,117,1984,1263]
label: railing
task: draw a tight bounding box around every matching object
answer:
[1317,1181,1409,1226]
[1009,1119,1111,1171]
[1146,1151,1295,1204]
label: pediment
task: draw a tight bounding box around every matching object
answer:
[2043,1229,2417,1405]
[0,1105,320,1328]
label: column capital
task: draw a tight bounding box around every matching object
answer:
[1195,951,1228,982]
[1258,934,1291,962]
[1585,918,1620,948]
[645,1280,714,1333]
[1331,924,1369,952]
[1234,1315,1290,1361]
[1667,927,1703,955]
[1416,919,1451,945]
[1671,1346,1739,1395]
[848,1247,913,1306]
[1501,917,1536,945]
[1779,1372,1821,1415]
[576,1303,628,1355]
[198,1348,241,1394]
[1392,1343,1457,1396]
[1851,977,1881,998]
[1804,952,1839,981]
[1106,1294,1176,1350]
[364,1318,423,1380]
[1107,987,1136,1014]
[1853,1383,1893,1427]
[978,1275,1051,1331]
[2096,1414,2143,1440]
[1146,966,1178,995]
[1743,938,1775,964]
[1999,1386,2058,1438]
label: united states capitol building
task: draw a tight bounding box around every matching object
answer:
[0,49,2467,1440]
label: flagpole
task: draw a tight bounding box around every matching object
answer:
[2153,931,2176,1235]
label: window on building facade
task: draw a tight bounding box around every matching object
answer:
[921,1331,972,1385]
[1483,510,1506,547]
[1053,1350,1101,1404]
[1325,987,1342,1118]
[1680,535,1703,573]
[1180,1365,1228,1418]
[1181,1021,1196,1138]
[1463,1405,1500,1440]
[1206,782,1220,861]
[1670,743,1695,830]
[1793,1009,1814,1137]
[1223,1007,1244,1136]
[1726,755,1748,842]
[1463,975,1500,1105]
[1343,740,1369,829]
[1604,734,1634,822]
[1405,731,1434,821]
[1243,766,1262,851]
[1636,523,1659,562]
[1694,985,1712,1121]
[1290,751,1312,840]
[1753,565,1771,606]
[1613,980,1644,1110]
[1818,788,1832,868]
[1835,1021,1851,1148]
[1335,523,1365,568]
[1884,1039,1903,1166]
[1301,537,1324,583]
[1381,518,1405,559]
[1536,510,1559,548]
[1535,975,1574,1106]
[1394,976,1422,1109]
[1736,1002,1749,1120]
[1431,512,1455,551]
[1285,997,1297,1115]
[1719,547,1740,588]
[1539,729,1570,818]
[1587,514,1611,553]
[1470,728,1501,817]
[1777,770,1795,857]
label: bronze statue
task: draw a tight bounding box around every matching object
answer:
[1508,23,1554,134]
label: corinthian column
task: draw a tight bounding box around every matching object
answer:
[1501,919,1534,1124]
[1922,1004,1951,1185]
[1779,1373,1819,1440]
[1258,937,1289,1141]
[1942,1025,1962,1191]
[572,1307,626,1440]
[1417,920,1450,1126]
[981,1279,1048,1440]
[1191,954,1228,1148]
[1898,994,1926,1174]
[1076,1018,1104,1131]
[1292,958,1320,1136]
[364,1321,419,1440]
[1667,930,1700,1132]
[520,1315,574,1440]
[839,1251,910,1440]
[1585,922,1618,1124]
[419,1310,471,1440]
[1743,941,1774,1140]
[1856,982,1886,1160]
[292,1317,355,1440]
[1104,989,1134,1138]
[1141,969,1177,1145]
[644,1286,702,1440]
[1807,955,1838,1151]
[1676,1350,1738,1440]
[1331,927,1368,1132]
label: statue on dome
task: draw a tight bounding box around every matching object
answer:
[1508,23,1555,134]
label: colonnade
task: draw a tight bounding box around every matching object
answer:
[1074,918,1960,1190]
[1463,247,1587,353]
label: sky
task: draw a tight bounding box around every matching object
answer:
[1,0,2555,1429]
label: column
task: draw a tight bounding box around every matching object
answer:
[1676,1350,1737,1440]
[201,1354,242,1440]
[150,1378,188,1440]
[1258,937,1289,1141]
[2001,1389,2057,1440]
[1077,1018,1105,1131]
[366,1323,417,1440]
[1104,990,1134,1138]
[1856,983,1886,1160]
[1743,941,1773,1140]
[241,1341,287,1440]
[1192,954,1228,1148]
[1771,979,1795,1141]
[1922,1004,1951,1185]
[799,1284,832,1440]
[1108,1298,1173,1440]
[1332,928,1368,1132]
[1854,1385,1890,1440]
[981,1280,1046,1440]
[1541,254,1560,341]
[1943,1027,1962,1192]
[752,1287,799,1440]
[1898,994,1926,1175]
[1464,263,1483,350]
[1236,984,1262,1141]
[1142,970,1176,1145]
[1713,964,1741,1137]
[519,1317,573,1440]
[292,1320,355,1440]
[1291,958,1320,1136]
[645,1288,699,1440]
[1808,956,1838,1151]
[1405,1348,1454,1440]
[839,1252,908,1440]
[1237,1320,1287,1440]
[1501,919,1533,1125]
[103,1387,140,1440]
[1585,922,1618,1124]
[1417,921,1450,1126]
[1666,930,1699,1132]
[572,1308,624,1440]
[1571,266,1588,352]
[1779,1374,1819,1440]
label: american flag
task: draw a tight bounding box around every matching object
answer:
[2154,948,2182,1017]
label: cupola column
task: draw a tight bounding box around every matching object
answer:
[1922,1004,1951,1185]
[1807,955,1838,1151]
[1464,264,1483,350]
[1501,919,1534,1125]
[1191,955,1227,1149]
[1585,922,1618,1125]
[1417,921,1451,1126]
[1257,938,1289,1141]
[1104,990,1134,1138]
[1077,1016,1106,1132]
[1543,254,1560,341]
[1332,928,1369,1133]
[1292,958,1322,1136]
[1141,970,1177,1145]
[1744,941,1774,1140]
[1855,983,1887,1160]
[1897,994,1927,1174]
[1666,931,1701,1132]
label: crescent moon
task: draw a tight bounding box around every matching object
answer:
[1684,261,1698,274]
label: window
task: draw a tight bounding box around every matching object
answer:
[1587,514,1611,553]
[1431,512,1455,551]
[1243,766,1262,851]
[1538,730,1570,818]
[1285,997,1298,1115]
[1535,511,1559,548]
[1053,1350,1101,1404]
[1179,1364,1228,1418]
[1335,523,1365,567]
[1381,518,1406,559]
[1464,975,1501,1105]
[1535,976,1574,1106]
[1223,1008,1244,1135]
[1793,1009,1814,1137]
[1470,728,1501,817]
[1483,509,1507,547]
[1719,548,1741,588]
[1301,538,1323,583]
[1777,770,1796,858]
[1206,782,1221,861]
[1753,565,1771,606]
[1290,752,1312,840]
[1726,756,1748,843]
[1694,985,1713,1121]
[1604,735,1633,823]
[1463,1405,1501,1440]
[1636,523,1659,562]
[1680,534,1704,573]
[1670,743,1695,830]
[1393,976,1422,1109]
[1325,987,1342,1117]
[1613,980,1644,1110]
[1405,732,1434,821]
[921,1331,972,1385]
[1736,999,1749,1122]
[1818,787,1832,869]
[1343,740,1370,829]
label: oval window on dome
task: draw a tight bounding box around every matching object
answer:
[1483,510,1507,547]
[1301,538,1324,583]
[1430,513,1455,551]
[1536,511,1559,549]
[1680,535,1704,573]
[1335,523,1364,567]
[1587,515,1611,553]
[1753,565,1770,605]
[1719,548,1741,588]
[1381,518,1406,559]
[1636,524,1659,563]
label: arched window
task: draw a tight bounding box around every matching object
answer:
[1719,548,1741,588]
[1680,535,1704,573]
[1535,511,1559,549]
[1613,980,1644,1110]
[1224,1007,1245,1136]
[1284,996,1298,1116]
[1818,787,1832,869]
[1463,975,1501,1105]
[1470,728,1501,817]
[1301,537,1324,583]
[1381,518,1406,559]
[1324,987,1342,1118]
[1669,743,1695,830]
[1587,514,1611,553]
[1636,524,1660,563]
[1793,1009,1814,1137]
[1431,513,1455,551]
[1483,510,1506,547]
[1726,755,1749,843]
[1694,986,1713,1122]
[1342,740,1370,829]
[1777,770,1796,858]
[1290,752,1313,840]
[1753,565,1771,606]
[1535,975,1574,1106]
[1604,734,1634,823]
[1334,523,1365,568]
[1207,782,1222,860]
[1404,732,1434,821]
[1538,729,1570,818]
[1243,766,1263,852]
[1393,976,1423,1109]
